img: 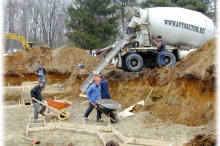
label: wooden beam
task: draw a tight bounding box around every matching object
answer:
[140,87,153,111]
[108,124,181,146]
[109,124,127,142]
[118,143,139,146]
[124,138,135,144]
[25,114,32,136]
[4,105,23,108]
[64,124,112,132]
[96,130,106,146]
[26,121,184,146]
[28,126,56,132]
[124,137,173,145]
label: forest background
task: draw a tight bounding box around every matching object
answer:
[3,0,217,52]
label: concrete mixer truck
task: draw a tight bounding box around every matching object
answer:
[114,7,215,72]
[79,6,215,92]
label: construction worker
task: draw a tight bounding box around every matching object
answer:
[84,75,103,122]
[100,75,110,99]
[35,64,46,89]
[156,35,166,67]
[30,81,46,123]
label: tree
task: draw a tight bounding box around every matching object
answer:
[4,0,72,50]
[35,0,68,48]
[65,0,119,51]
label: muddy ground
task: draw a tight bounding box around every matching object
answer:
[3,38,217,145]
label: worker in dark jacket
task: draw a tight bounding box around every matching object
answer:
[156,35,166,67]
[35,64,46,89]
[100,75,110,99]
[99,75,118,123]
[30,81,46,123]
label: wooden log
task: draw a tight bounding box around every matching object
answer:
[109,124,126,142]
[140,87,153,111]
[124,138,135,144]
[96,130,106,146]
[25,114,32,136]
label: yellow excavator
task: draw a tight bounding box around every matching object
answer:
[4,33,34,50]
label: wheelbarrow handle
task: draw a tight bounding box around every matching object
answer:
[22,136,32,141]
[90,101,116,123]
[22,136,41,144]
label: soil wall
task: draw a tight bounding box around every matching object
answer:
[3,38,217,126]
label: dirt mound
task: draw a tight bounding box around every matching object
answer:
[4,46,99,74]
[4,46,116,85]
[175,38,216,77]
[184,134,216,146]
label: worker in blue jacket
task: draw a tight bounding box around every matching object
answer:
[84,76,103,122]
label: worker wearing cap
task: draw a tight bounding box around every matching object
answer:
[84,75,103,122]
[35,64,46,89]
[156,35,166,67]
[30,81,46,123]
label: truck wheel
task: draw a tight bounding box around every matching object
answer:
[125,53,143,72]
[120,56,128,71]
[157,51,176,67]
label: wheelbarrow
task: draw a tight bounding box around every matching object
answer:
[34,99,71,120]
[47,100,71,120]
[91,99,121,123]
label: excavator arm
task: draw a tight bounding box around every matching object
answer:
[4,33,34,50]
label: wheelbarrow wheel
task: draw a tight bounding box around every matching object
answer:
[58,109,68,121]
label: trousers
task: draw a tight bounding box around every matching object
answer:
[84,103,102,119]
[158,51,166,66]
[33,101,46,119]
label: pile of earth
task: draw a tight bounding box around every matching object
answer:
[184,134,216,146]
[3,38,217,128]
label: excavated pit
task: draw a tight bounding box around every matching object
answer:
[3,38,217,145]
[4,38,216,125]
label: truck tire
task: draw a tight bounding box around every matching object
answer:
[157,51,176,67]
[125,53,143,72]
[119,56,128,71]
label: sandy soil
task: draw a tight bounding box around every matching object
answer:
[4,95,216,146]
[3,38,217,145]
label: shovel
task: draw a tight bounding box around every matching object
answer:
[22,136,41,144]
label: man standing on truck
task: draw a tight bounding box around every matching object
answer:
[156,35,166,67]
